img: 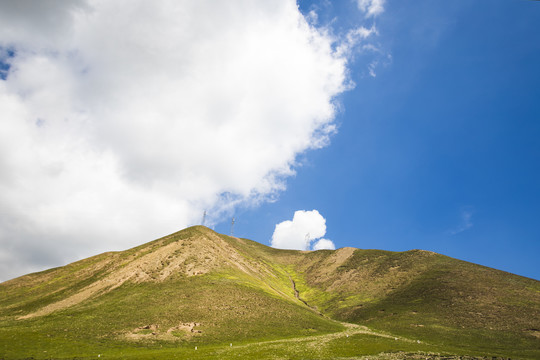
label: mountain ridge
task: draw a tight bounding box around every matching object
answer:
[1,226,539,359]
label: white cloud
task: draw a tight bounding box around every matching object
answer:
[450,207,474,235]
[0,0,88,50]
[368,60,379,77]
[0,1,358,281]
[357,0,385,18]
[271,210,335,251]
[312,238,336,250]
[336,26,377,58]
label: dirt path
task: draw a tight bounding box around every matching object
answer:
[211,274,419,355]
[210,321,415,358]
[210,323,496,360]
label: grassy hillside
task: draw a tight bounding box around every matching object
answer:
[1,226,539,359]
[281,248,540,359]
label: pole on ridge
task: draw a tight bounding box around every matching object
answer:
[201,210,207,226]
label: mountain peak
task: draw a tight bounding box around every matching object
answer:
[16,226,255,319]
[2,227,539,359]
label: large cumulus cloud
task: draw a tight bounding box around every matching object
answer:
[0,0,375,281]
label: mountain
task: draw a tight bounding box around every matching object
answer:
[1,226,539,359]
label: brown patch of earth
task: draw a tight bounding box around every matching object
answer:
[18,228,281,319]
[525,328,540,339]
[124,322,203,342]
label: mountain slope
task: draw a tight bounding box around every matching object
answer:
[0,227,341,343]
[284,247,540,358]
[0,226,539,359]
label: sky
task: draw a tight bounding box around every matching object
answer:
[0,0,538,282]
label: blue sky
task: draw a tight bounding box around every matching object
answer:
[0,1,538,282]
[216,0,540,280]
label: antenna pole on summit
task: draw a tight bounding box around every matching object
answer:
[230,217,235,236]
[201,210,206,226]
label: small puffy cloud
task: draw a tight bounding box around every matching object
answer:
[271,210,335,251]
[357,0,385,18]
[312,238,336,250]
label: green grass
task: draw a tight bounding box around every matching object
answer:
[0,275,344,359]
[0,325,470,360]
[287,247,540,359]
[1,226,539,359]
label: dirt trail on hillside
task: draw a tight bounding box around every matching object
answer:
[213,322,414,355]
[288,274,325,317]
[212,324,497,360]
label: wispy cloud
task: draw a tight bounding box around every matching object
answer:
[357,0,386,18]
[450,207,474,235]
[336,25,378,58]
[333,2,389,78]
